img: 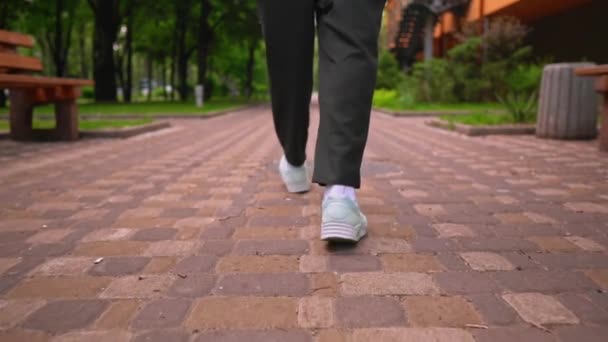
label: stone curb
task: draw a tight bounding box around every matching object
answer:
[0,104,262,121]
[426,118,536,136]
[0,121,171,140]
[374,108,470,117]
[80,121,171,139]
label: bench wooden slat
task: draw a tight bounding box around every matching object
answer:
[0,52,43,72]
[0,74,93,88]
[0,29,35,48]
[575,65,608,76]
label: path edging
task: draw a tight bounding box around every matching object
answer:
[426,118,536,136]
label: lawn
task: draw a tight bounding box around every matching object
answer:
[0,118,153,131]
[0,98,253,117]
[440,111,535,126]
[378,102,505,112]
[372,90,505,113]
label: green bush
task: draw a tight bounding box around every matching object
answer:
[497,91,537,123]
[376,50,405,90]
[412,58,455,103]
[82,86,95,100]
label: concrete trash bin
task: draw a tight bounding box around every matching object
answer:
[536,62,599,139]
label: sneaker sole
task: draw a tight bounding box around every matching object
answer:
[321,222,367,242]
[284,179,311,193]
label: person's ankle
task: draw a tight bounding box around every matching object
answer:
[280,155,303,171]
[324,185,356,202]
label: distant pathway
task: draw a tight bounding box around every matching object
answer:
[0,105,607,341]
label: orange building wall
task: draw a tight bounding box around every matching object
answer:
[437,0,593,36]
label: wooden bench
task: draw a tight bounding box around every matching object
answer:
[576,65,608,152]
[0,29,93,141]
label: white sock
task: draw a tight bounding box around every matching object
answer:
[325,184,356,201]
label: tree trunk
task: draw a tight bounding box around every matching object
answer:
[91,0,120,102]
[124,0,134,102]
[78,22,88,78]
[198,0,212,86]
[146,54,153,101]
[170,29,176,101]
[54,0,65,76]
[162,58,168,100]
[175,0,191,101]
[244,39,257,99]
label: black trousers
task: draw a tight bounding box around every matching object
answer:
[259,0,386,188]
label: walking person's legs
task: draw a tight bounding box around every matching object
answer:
[315,0,386,242]
[258,0,315,193]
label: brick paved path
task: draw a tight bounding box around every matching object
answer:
[1,106,608,342]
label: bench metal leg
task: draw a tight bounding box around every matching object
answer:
[9,89,34,141]
[55,100,79,141]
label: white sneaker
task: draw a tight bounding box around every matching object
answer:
[321,196,368,242]
[278,155,311,193]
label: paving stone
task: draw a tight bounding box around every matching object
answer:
[528,236,579,252]
[132,330,190,342]
[52,331,131,342]
[88,256,150,276]
[131,228,177,241]
[199,240,234,256]
[81,228,133,242]
[351,328,475,342]
[73,241,148,256]
[414,204,446,217]
[186,297,297,329]
[26,229,71,244]
[502,293,579,326]
[168,274,216,298]
[380,254,444,272]
[31,257,94,276]
[0,258,22,275]
[131,299,191,329]
[328,255,381,272]
[144,241,197,256]
[217,255,299,273]
[583,269,608,289]
[101,275,174,298]
[216,273,310,296]
[298,297,334,328]
[435,272,501,294]
[22,300,108,333]
[336,296,406,327]
[460,252,515,271]
[555,326,608,342]
[173,255,218,274]
[8,277,111,299]
[299,255,328,273]
[0,330,51,342]
[340,272,439,296]
[433,223,475,238]
[466,294,519,325]
[95,300,140,329]
[403,296,482,327]
[0,299,45,328]
[193,330,312,342]
[492,270,596,292]
[556,293,608,325]
[143,257,177,273]
[564,202,608,214]
[312,272,339,297]
[565,236,606,252]
[233,227,299,240]
[473,327,557,342]
[234,240,309,255]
